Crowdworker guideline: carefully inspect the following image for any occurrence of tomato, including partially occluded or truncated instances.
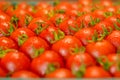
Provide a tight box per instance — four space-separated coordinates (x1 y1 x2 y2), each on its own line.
0 67 7 77
11 70 39 78
10 28 35 46
31 51 64 76
45 68 75 78
78 0 92 6
100 0 113 7
59 18 79 35
74 28 95 46
39 25 65 44
86 40 116 58
28 17 53 35
106 30 120 49
84 66 111 78
1 51 30 73
66 52 95 77
20 37 49 58
0 37 18 49
50 14 68 27
52 36 82 60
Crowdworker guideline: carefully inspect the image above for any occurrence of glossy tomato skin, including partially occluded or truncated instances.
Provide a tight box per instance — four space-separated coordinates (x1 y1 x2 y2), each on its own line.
74 28 95 46
10 28 36 46
84 66 111 78
52 36 82 60
11 70 39 78
0 11 10 22
20 37 49 59
106 30 120 49
0 67 7 77
86 40 116 58
1 51 30 73
31 51 64 77
0 37 18 49
45 68 75 78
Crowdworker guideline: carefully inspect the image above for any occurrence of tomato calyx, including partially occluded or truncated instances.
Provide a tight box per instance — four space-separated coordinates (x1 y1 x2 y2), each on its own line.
46 64 57 74
1 23 15 36
55 18 63 25
56 9 65 14
77 12 86 17
114 23 120 30
71 46 86 53
116 54 120 71
97 56 113 71
72 64 86 78
32 48 45 58
89 17 100 27
34 22 49 35
10 15 19 27
50 30 65 44
25 15 33 26
103 12 113 18
47 10 55 19
69 25 80 33
0 48 16 58
18 34 28 46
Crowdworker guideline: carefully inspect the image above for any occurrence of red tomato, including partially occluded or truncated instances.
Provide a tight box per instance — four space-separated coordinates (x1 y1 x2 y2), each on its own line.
74 28 95 46
31 51 64 76
86 40 116 58
52 36 82 60
11 70 39 78
66 52 95 77
84 66 111 78
45 68 75 78
1 51 30 73
78 0 92 6
10 28 35 46
20 37 49 58
0 37 18 49
106 30 120 49
0 11 10 22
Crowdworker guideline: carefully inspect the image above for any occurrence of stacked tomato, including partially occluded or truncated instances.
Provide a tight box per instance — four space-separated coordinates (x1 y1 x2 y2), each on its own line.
0 0 120 78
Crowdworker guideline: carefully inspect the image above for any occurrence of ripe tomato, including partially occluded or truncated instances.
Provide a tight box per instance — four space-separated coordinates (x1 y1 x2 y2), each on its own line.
31 51 64 76
28 17 53 35
78 0 92 6
20 37 49 58
52 36 82 60
45 68 75 78
0 37 18 49
86 40 116 58
66 52 95 77
10 28 35 46
11 70 39 78
106 30 120 49
74 28 95 46
84 66 111 78
1 51 30 73
0 11 10 22
59 18 79 35
39 25 65 44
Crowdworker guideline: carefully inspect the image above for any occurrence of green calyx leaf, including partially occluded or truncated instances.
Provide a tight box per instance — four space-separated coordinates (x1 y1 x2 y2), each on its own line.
35 22 48 35
97 56 113 71
0 48 13 58
56 9 65 14
117 18 120 24
73 64 86 78
55 18 63 25
104 12 113 18
18 34 28 46
77 12 86 17
114 23 120 30
71 46 86 53
89 16 100 26
25 15 33 26
10 15 19 27
46 64 56 74
53 0 60 6
50 30 65 44
69 25 80 32
33 48 45 58
47 10 55 19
